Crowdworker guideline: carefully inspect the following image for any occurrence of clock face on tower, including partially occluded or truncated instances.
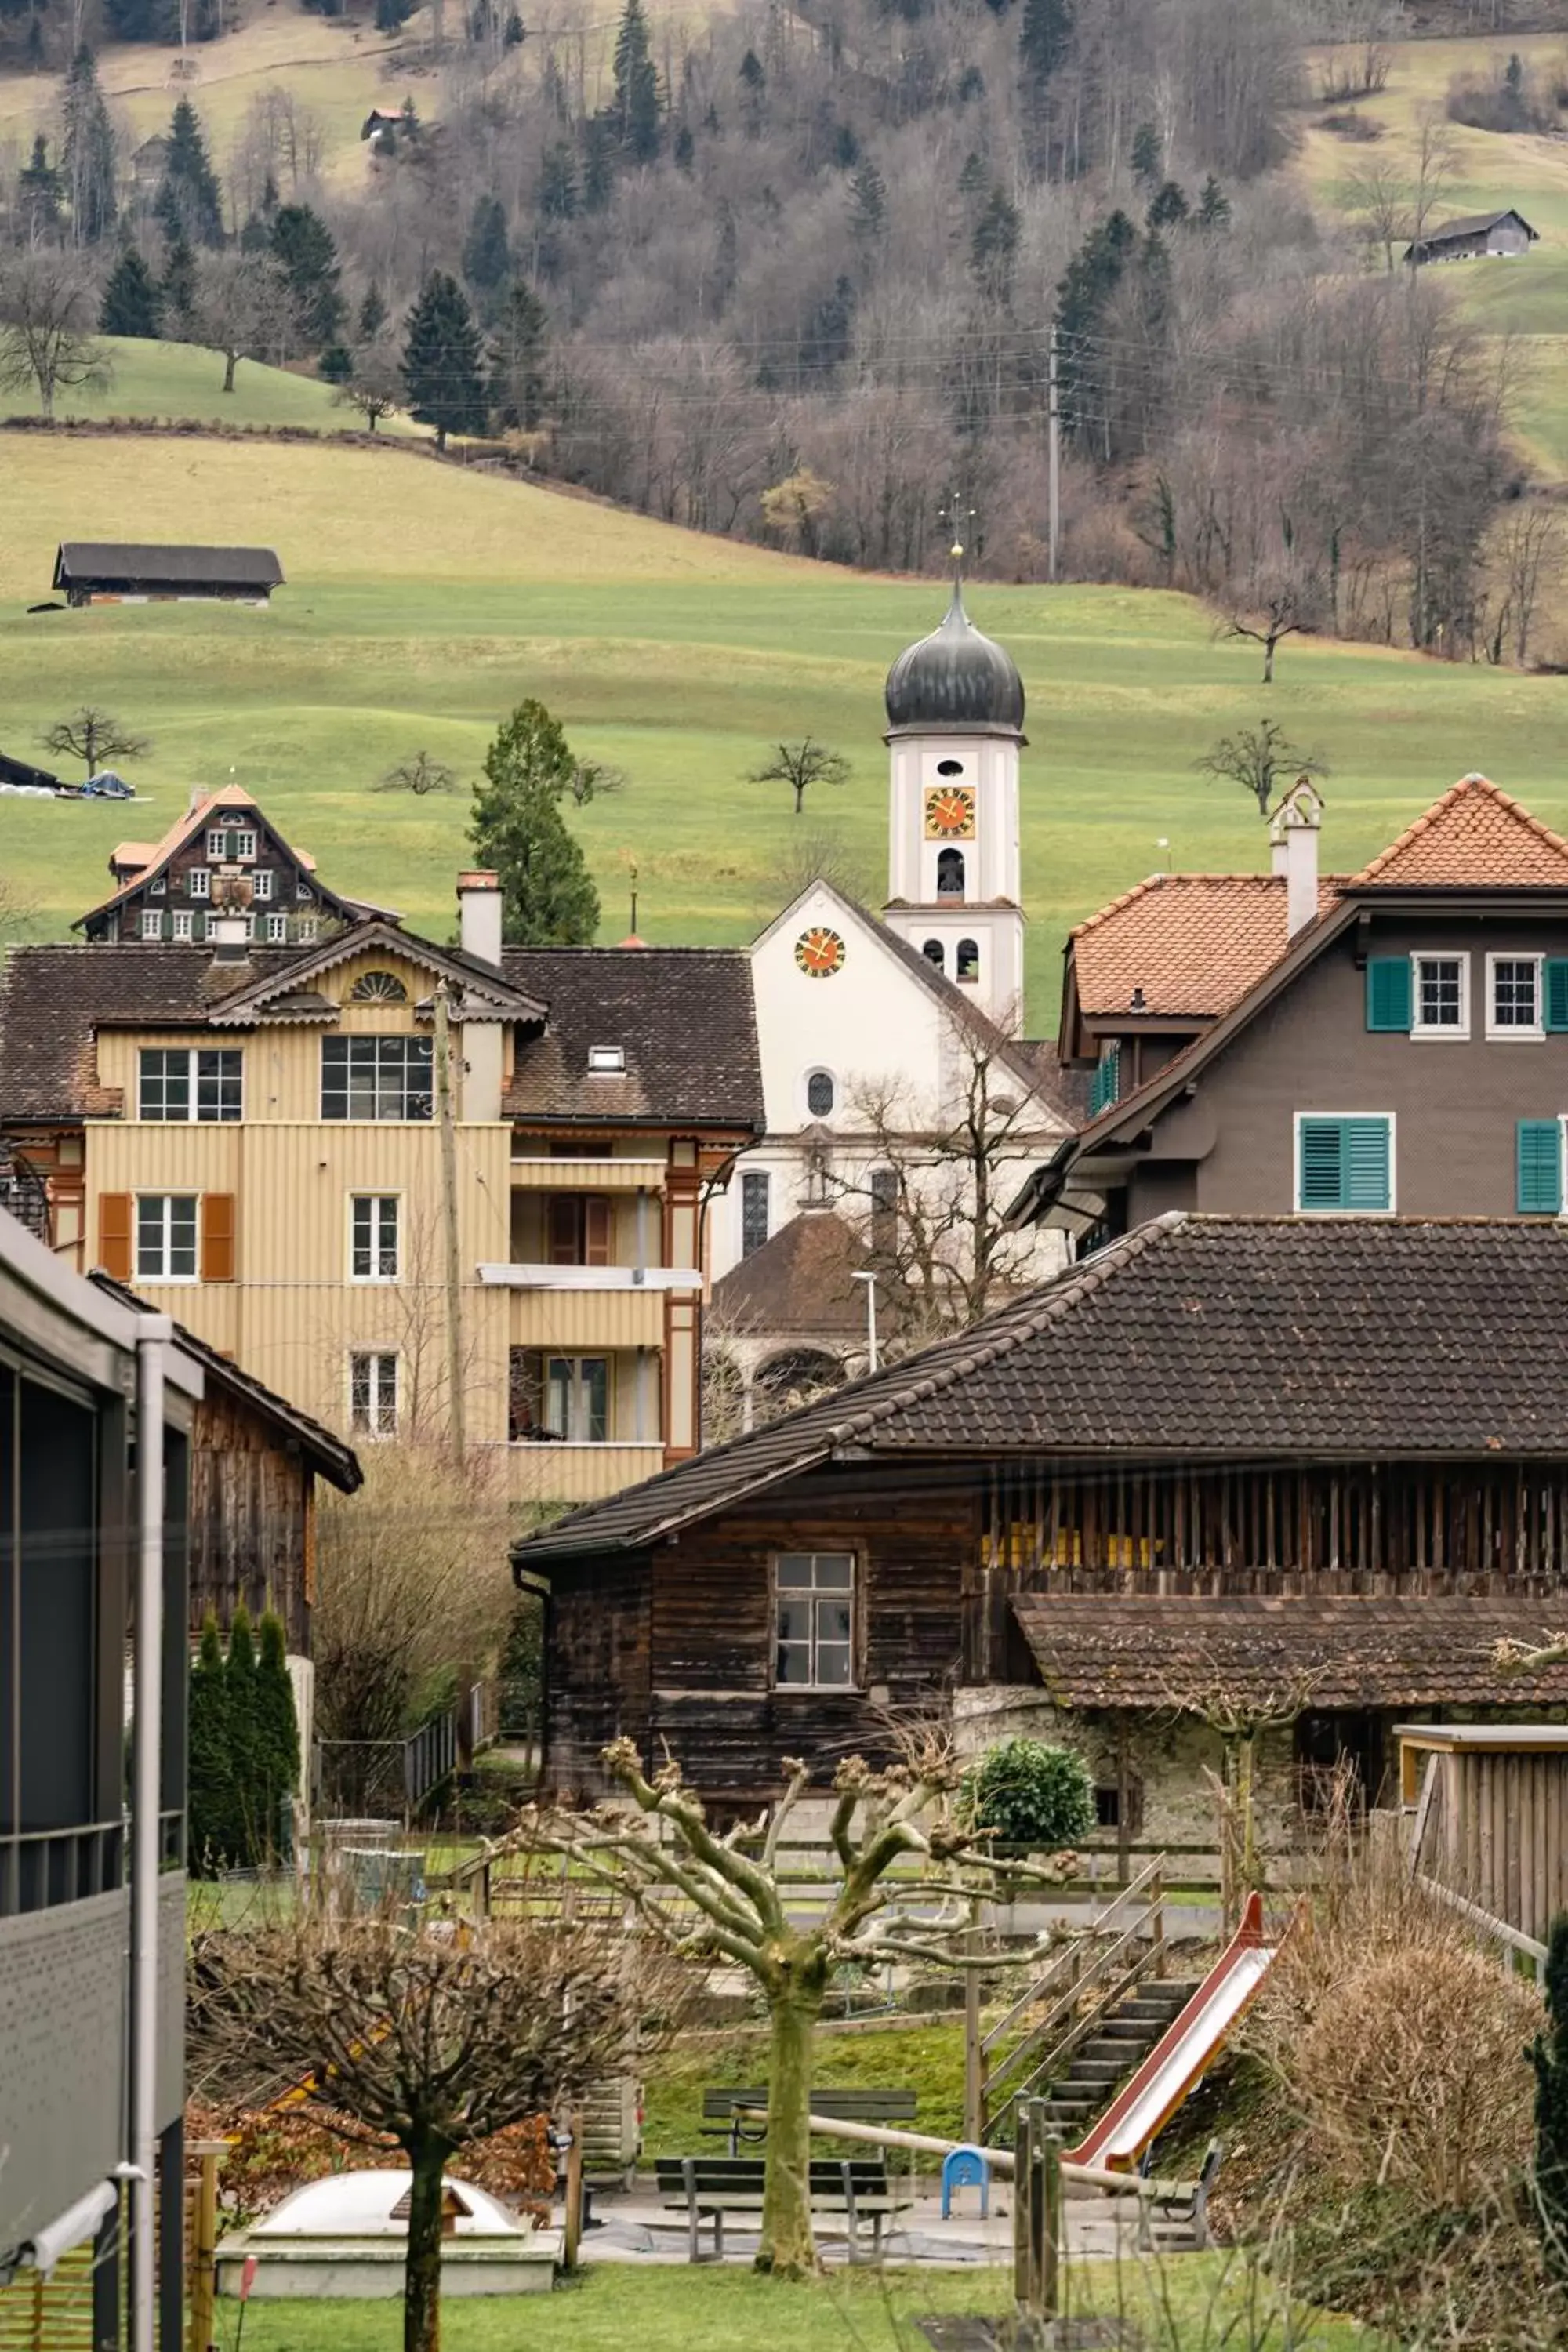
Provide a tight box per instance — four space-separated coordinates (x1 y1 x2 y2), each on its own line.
924 786 976 840
795 925 847 979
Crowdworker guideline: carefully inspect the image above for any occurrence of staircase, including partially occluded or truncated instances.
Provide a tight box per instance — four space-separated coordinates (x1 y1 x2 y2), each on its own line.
1033 1973 1200 2139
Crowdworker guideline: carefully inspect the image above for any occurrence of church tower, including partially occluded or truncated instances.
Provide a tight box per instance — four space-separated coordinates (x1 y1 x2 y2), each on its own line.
880 558 1026 1028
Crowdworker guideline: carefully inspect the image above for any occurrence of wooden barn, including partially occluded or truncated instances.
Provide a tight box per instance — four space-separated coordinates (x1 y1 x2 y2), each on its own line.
516 1215 1568 1827
93 1273 361 1650
52 542 285 607
1406 207 1537 264
1402 1722 1568 1951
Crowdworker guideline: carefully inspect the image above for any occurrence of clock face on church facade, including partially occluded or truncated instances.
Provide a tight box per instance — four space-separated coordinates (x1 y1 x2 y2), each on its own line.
795 925 847 978
924 786 976 840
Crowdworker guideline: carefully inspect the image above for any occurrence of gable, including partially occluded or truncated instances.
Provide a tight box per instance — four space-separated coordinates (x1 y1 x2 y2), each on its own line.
750 884 952 1129
1351 775 1568 890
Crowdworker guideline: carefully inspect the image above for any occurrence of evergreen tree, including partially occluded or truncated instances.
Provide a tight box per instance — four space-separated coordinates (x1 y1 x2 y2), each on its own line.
61 47 117 245
673 122 695 172
611 0 662 162
223 1603 263 1865
1197 175 1231 230
400 271 488 448
270 202 344 349
462 194 512 316
100 247 163 338
738 47 765 134
971 185 1021 305
318 342 354 383
187 1613 232 1874
957 150 986 198
162 233 197 336
1019 0 1073 92
1534 1913 1568 2278
539 143 579 220
849 159 885 241
1147 180 1189 230
358 281 388 340
582 117 615 211
488 275 548 428
154 98 223 250
255 1610 300 1859
1055 209 1136 437
17 136 62 234
470 701 600 946
1131 120 1161 186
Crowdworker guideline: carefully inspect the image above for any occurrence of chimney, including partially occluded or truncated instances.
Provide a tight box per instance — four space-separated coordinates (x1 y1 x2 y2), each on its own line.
1279 779 1324 939
457 870 503 967
1269 816 1290 877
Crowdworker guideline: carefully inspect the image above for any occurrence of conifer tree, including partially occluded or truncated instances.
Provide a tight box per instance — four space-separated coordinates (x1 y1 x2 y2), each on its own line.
256 1610 300 1857
611 0 662 162
17 136 62 234
358 281 388 341
488 276 548 429
539 143 579 220
400 271 488 448
270 203 344 350
462 195 511 314
162 233 197 337
100 248 163 339
223 1602 263 1864
155 99 223 250
188 1613 232 1874
470 701 600 946
1019 0 1073 91
61 48 117 245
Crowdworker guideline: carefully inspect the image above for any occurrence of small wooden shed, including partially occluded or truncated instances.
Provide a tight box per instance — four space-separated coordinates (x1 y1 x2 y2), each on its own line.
1399 1721 1568 1947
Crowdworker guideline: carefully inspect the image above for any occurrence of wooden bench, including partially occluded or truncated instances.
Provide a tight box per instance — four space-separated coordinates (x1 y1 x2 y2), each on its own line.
654 2154 907 2263
1136 2139 1224 2251
699 2085 918 2157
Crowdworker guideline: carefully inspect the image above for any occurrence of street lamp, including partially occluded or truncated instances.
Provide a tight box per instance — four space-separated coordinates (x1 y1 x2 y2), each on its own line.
851 1269 879 1375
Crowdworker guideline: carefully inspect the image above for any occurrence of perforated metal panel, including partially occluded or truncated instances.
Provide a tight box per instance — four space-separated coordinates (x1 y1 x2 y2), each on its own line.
0 1893 127 2254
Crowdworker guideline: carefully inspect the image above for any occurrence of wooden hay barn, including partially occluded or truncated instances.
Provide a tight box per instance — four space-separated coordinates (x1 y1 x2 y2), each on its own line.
52 543 285 608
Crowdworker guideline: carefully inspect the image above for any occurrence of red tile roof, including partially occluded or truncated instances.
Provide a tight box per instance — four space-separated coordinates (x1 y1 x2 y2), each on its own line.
1069 873 1342 1020
1350 773 1568 888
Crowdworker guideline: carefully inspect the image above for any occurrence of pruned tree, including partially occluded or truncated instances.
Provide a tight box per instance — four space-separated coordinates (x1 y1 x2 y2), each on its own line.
1165 1661 1328 1932
0 251 110 421
747 737 851 817
519 1733 1076 2276
376 750 456 796
1194 720 1328 820
189 1909 679 2352
41 705 150 777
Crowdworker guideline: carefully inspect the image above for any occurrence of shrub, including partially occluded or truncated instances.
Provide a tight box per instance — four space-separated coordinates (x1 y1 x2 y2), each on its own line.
188 1612 233 1874
964 1737 1095 1849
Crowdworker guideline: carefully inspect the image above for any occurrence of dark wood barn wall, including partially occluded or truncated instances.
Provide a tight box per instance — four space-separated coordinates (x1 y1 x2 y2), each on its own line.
187 1386 314 1651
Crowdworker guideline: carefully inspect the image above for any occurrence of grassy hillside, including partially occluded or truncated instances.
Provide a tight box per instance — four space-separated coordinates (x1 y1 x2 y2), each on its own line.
1302 33 1568 474
1 334 424 431
7 431 1568 1009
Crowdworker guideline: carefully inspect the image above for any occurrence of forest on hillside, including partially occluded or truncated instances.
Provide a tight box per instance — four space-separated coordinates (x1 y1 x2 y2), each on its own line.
2 0 1567 658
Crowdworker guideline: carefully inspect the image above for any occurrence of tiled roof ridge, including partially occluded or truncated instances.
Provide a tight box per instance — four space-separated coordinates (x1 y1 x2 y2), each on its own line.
1351 773 1568 886
1069 870 1299 945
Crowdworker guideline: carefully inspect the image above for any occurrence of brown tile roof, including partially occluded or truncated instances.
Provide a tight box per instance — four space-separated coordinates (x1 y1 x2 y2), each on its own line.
713 1211 868 1337
1350 774 1568 889
1012 1595 1568 1710
1069 873 1344 1021
503 947 764 1131
515 1214 1568 1562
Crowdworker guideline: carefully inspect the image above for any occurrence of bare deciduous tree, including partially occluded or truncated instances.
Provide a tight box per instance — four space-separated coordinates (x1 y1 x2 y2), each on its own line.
0 249 110 420
190 1910 676 2352
333 334 404 432
1195 721 1328 819
1223 577 1315 684
191 249 293 392
42 706 151 777
746 737 851 817
567 757 626 804
1488 504 1562 670
376 750 456 796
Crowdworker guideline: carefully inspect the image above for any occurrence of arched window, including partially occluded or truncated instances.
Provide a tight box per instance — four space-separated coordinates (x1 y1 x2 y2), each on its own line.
936 757 965 778
937 848 965 898
805 1069 836 1118
956 938 980 984
922 938 945 971
350 971 408 1004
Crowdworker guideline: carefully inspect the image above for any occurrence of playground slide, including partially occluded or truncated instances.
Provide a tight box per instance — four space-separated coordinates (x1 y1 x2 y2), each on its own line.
1062 1892 1283 2173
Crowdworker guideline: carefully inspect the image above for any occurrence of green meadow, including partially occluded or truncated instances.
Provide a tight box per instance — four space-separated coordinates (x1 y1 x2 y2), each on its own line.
0 334 424 432
4 430 1568 1005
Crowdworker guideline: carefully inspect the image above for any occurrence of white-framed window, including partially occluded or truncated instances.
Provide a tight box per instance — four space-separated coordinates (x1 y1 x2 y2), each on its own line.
1413 953 1468 1038
296 879 314 903
774 1552 854 1689
297 918 318 942
136 1194 198 1280
350 1193 401 1281
543 1356 608 1442
350 1351 399 1437
805 1069 836 1118
321 1036 434 1121
140 1047 242 1122
150 874 165 897
141 909 163 941
266 913 288 942
232 828 256 862
205 829 226 860
252 869 274 902
188 868 211 901
1488 953 1544 1040
172 909 194 941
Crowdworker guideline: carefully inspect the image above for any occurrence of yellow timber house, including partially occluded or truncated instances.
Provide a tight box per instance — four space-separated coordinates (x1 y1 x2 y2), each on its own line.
0 796 764 1504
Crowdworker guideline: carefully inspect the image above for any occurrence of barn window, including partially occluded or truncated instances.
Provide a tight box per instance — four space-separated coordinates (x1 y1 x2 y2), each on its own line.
937 848 965 898
774 1552 854 1689
956 938 980 984
922 939 945 971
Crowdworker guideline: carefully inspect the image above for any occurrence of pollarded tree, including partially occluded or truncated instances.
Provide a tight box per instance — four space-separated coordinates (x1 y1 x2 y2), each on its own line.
155 98 224 249
522 1736 1076 2277
401 272 488 449
100 248 163 339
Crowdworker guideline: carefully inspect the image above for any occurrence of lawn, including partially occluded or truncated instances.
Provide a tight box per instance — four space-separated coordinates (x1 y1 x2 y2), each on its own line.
2 335 425 432
8 431 1568 1002
641 2014 971 2158
226 2252 1376 2351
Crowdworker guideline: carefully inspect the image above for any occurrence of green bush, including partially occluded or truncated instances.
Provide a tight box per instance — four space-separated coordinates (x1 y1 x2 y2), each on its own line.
256 1609 302 1856
964 1737 1096 1849
187 1606 300 1871
187 1612 233 1874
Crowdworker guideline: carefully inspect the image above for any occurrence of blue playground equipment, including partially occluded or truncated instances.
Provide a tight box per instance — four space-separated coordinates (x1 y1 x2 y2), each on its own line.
940 2143 990 2220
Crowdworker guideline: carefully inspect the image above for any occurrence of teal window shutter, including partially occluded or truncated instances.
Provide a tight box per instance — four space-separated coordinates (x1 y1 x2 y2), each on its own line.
1341 1117 1392 1210
1298 1119 1347 1209
1090 1044 1121 1117
1366 957 1412 1033
1546 961 1568 1033
1517 1120 1563 1214
1299 1116 1392 1211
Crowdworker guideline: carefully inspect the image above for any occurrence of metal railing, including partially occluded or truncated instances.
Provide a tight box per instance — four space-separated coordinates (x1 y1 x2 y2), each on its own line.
315 1708 459 1825
0 1819 125 1918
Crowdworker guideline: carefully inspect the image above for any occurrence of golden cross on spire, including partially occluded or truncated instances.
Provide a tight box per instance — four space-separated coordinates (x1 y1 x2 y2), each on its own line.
938 491 975 593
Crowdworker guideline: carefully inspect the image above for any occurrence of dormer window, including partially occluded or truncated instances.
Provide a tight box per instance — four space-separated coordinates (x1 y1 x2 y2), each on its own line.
350 971 408 1004
587 1046 625 1073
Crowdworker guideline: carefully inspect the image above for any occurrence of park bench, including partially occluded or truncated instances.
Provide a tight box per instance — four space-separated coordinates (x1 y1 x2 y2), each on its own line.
654 2154 908 2263
1135 2138 1224 2251
700 2084 918 2155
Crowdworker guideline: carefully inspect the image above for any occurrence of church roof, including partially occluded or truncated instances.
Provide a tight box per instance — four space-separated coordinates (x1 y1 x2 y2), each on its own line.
884 586 1025 735
713 1210 868 1337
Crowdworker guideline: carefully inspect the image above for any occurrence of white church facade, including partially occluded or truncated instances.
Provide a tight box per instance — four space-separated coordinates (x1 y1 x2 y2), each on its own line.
709 580 1077 1405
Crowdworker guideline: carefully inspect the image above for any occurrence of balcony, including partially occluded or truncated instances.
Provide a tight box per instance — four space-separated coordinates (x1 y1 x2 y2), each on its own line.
509 1155 667 1192
481 1263 701 1351
507 1441 666 1505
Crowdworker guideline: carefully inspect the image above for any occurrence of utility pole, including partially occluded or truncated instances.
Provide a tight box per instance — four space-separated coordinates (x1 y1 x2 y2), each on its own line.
433 982 465 1465
1047 321 1060 586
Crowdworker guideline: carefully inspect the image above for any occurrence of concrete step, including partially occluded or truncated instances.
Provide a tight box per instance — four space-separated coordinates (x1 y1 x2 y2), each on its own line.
1060 2059 1126 2085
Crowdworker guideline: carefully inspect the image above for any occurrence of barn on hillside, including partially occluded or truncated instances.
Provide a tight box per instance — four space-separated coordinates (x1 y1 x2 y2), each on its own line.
52 543 285 607
1406 208 1537 264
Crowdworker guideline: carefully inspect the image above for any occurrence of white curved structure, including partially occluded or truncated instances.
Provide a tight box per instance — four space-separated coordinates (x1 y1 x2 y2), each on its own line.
216 2166 561 2299
252 2169 526 2238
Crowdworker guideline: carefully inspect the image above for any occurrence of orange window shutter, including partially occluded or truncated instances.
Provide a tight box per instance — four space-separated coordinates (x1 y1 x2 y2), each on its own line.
99 1192 132 1281
201 1192 236 1283
584 1196 612 1268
